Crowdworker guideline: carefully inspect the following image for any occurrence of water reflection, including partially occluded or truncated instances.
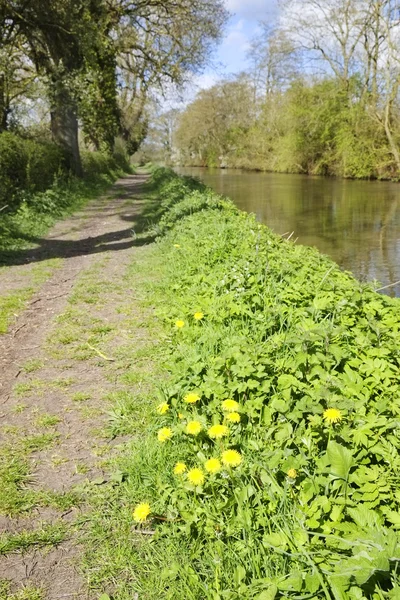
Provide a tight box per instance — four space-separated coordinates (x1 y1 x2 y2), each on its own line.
175 167 400 297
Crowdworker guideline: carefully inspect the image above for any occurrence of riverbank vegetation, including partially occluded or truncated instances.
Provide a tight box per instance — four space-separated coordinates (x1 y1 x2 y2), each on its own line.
161 1 400 179
84 168 400 598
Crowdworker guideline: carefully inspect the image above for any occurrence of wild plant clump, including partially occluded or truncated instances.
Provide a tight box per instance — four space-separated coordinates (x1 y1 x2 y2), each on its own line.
133 169 400 599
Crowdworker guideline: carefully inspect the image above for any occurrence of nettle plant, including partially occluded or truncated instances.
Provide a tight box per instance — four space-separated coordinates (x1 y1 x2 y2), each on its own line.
135 170 400 599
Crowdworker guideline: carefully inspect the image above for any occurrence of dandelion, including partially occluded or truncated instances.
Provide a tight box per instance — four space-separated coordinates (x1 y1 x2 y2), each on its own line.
194 312 204 320
221 449 242 467
222 399 239 413
156 402 169 415
227 412 241 423
174 462 187 475
186 420 202 435
133 503 151 522
205 458 221 474
208 424 229 439
287 468 297 479
187 468 205 486
173 244 181 248
178 413 184 420
323 408 342 424
157 427 173 442
184 392 200 404
175 320 185 328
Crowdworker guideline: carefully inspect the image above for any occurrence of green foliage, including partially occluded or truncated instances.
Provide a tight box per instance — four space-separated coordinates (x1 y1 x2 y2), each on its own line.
0 132 65 208
122 169 400 598
175 76 397 179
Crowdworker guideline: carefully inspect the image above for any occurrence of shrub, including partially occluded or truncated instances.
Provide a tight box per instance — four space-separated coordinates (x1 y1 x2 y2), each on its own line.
0 132 65 209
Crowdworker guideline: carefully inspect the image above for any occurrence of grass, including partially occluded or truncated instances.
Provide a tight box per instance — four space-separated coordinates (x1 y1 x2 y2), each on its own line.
22 359 45 373
0 288 33 334
0 582 44 600
0 259 64 334
34 414 61 428
78 168 400 599
0 523 67 555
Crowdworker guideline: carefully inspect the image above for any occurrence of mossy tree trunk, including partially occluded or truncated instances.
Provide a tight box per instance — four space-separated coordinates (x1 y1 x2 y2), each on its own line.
50 84 83 177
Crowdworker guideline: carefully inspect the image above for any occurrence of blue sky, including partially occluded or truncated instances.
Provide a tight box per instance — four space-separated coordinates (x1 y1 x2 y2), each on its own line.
192 0 278 90
217 0 278 76
162 0 278 107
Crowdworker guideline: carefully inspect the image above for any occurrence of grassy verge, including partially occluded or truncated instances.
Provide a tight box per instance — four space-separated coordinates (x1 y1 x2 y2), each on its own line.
82 168 400 600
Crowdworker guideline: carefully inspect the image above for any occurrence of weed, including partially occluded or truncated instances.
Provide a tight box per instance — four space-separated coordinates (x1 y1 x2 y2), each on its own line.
71 392 92 402
12 403 27 414
35 414 61 428
0 581 44 600
22 359 45 373
0 288 32 334
0 523 67 555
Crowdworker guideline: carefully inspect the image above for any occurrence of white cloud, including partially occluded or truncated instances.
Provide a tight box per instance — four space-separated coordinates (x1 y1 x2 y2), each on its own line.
223 19 251 50
225 0 276 20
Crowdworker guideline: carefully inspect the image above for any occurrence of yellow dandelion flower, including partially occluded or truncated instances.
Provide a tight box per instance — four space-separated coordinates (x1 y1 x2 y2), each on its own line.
208 423 229 439
221 449 242 467
205 458 221 474
173 244 181 248
157 427 173 442
184 392 200 404
187 468 205 486
323 408 342 424
175 320 185 328
222 399 239 413
156 402 169 415
133 503 151 522
186 420 202 435
227 412 241 423
178 413 184 419
174 462 187 475
287 468 297 479
194 312 204 320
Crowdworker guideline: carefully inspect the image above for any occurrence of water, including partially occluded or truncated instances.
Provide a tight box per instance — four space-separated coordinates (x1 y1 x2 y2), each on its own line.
175 167 400 297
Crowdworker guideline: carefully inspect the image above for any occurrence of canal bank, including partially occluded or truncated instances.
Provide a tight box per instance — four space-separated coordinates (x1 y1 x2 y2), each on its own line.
175 166 400 297
84 166 400 599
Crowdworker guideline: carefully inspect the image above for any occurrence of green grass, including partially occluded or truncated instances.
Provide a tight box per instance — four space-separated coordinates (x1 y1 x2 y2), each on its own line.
0 523 67 555
79 168 400 599
0 260 64 334
0 582 44 600
0 434 80 517
34 414 61 428
22 359 45 373
0 288 33 333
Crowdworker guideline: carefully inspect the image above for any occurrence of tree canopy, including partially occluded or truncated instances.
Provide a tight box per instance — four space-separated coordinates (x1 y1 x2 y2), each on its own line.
0 0 227 173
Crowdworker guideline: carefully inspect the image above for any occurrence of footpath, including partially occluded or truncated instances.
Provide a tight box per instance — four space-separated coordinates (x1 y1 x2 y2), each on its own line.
0 173 154 599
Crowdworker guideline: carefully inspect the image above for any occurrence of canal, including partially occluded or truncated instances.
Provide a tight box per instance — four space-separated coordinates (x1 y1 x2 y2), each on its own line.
175 167 400 297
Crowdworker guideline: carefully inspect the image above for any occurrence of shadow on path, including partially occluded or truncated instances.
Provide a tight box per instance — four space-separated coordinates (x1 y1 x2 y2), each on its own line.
0 174 156 266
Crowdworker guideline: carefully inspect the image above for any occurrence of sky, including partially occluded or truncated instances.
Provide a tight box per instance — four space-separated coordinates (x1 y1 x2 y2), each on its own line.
220 0 277 72
161 0 278 109
194 0 278 90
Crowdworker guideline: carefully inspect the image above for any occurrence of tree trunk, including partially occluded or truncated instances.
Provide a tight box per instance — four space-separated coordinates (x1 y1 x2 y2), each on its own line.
0 74 8 132
384 98 400 174
50 86 83 177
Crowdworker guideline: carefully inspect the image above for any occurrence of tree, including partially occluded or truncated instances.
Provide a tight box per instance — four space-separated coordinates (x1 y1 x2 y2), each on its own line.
0 0 227 175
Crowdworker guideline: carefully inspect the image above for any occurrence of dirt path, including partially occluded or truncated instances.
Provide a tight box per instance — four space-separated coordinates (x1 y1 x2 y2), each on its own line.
0 173 153 599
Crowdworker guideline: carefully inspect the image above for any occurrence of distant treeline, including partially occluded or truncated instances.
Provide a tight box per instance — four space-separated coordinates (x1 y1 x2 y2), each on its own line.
168 0 400 180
